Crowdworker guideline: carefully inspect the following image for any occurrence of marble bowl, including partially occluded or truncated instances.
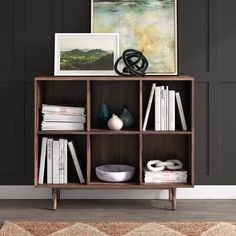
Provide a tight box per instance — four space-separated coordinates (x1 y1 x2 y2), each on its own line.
95 164 135 182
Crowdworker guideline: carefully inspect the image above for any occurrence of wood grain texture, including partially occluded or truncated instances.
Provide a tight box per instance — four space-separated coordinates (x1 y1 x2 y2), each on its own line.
34 76 194 211
35 76 193 81
0 200 236 222
52 188 57 210
171 188 177 210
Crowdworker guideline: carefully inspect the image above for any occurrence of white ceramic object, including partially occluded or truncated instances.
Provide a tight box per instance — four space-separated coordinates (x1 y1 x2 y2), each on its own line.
95 164 135 182
107 114 123 130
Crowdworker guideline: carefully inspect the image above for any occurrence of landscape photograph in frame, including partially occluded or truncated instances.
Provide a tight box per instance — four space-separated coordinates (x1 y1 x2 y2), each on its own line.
92 0 177 75
54 33 119 76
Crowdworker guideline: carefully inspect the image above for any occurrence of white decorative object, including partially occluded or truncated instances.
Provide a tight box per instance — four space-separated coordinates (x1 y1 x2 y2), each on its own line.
95 164 135 182
107 114 123 130
166 159 183 170
146 159 183 172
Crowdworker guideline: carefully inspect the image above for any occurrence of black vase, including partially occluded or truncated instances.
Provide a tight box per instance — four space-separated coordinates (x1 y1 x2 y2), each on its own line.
98 103 111 128
120 106 134 128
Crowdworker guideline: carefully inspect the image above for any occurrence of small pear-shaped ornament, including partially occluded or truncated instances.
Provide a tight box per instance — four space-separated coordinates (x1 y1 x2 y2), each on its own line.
107 114 123 130
98 103 111 128
120 106 134 128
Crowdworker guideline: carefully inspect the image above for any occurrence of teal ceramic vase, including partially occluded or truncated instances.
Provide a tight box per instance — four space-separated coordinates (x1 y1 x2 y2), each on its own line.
98 103 111 128
120 106 134 128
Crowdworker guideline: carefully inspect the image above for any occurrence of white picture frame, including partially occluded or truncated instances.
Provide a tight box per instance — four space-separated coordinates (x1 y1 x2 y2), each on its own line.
54 33 119 76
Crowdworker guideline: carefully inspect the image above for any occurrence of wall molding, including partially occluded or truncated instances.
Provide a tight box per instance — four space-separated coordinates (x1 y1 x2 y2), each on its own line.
0 186 235 199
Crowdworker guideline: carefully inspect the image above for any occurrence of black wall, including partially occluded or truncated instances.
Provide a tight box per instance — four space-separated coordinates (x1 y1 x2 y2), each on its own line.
0 0 235 184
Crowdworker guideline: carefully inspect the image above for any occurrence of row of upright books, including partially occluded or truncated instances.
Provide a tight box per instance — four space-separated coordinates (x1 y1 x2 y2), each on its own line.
143 83 187 131
41 104 86 130
144 169 187 183
38 137 85 184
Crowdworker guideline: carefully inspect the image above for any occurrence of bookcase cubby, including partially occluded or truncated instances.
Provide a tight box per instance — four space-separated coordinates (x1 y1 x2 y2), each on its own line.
34 76 194 210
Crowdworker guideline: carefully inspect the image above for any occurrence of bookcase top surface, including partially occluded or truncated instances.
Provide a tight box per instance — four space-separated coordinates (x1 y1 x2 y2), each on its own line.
35 75 194 81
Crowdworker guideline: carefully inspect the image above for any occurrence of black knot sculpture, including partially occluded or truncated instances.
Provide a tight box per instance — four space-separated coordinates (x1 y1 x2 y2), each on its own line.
114 49 149 77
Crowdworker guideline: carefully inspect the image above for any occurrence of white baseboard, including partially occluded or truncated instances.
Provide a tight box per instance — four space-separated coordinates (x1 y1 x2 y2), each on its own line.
0 186 236 199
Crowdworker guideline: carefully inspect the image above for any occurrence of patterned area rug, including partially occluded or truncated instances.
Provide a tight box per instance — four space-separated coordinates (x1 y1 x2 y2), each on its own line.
0 221 236 236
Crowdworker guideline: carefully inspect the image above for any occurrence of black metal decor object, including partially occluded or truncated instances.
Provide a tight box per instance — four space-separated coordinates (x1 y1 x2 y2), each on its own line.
114 49 149 77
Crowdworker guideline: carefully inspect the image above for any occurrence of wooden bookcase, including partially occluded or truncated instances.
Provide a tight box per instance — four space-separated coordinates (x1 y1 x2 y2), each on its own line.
34 76 194 210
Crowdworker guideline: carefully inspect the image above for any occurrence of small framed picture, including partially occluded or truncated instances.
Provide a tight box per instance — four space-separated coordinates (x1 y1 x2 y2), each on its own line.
54 33 119 76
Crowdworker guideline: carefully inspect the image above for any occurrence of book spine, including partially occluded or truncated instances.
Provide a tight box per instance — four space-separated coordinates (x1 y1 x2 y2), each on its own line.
143 83 156 131
52 140 59 184
144 180 187 183
59 139 64 184
68 142 85 184
160 86 165 131
47 139 53 184
169 90 175 131
166 86 169 130
38 137 47 184
155 87 161 131
64 139 68 184
176 92 187 131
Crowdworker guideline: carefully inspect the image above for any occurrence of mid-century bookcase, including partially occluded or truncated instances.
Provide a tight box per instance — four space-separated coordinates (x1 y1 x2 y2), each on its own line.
34 76 194 210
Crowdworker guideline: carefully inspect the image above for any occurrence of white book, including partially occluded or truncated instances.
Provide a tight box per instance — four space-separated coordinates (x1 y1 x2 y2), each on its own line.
168 90 176 131
143 83 156 131
154 86 161 131
59 139 64 184
38 137 47 184
68 141 85 184
47 139 53 184
166 86 169 130
41 122 84 131
160 86 165 131
42 104 85 113
176 92 187 131
64 139 68 184
144 179 187 183
43 114 86 123
52 140 59 184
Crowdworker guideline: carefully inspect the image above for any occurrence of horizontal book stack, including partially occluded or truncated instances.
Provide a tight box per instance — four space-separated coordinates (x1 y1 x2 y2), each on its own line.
41 104 86 130
143 83 187 131
144 169 187 183
38 137 85 184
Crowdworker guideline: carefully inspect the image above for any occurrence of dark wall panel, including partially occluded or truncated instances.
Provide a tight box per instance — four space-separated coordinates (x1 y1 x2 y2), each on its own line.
217 1 236 71
178 0 209 73
195 83 209 176
0 0 235 184
219 83 236 176
62 0 91 33
0 0 14 71
24 81 34 175
24 0 54 73
0 82 24 175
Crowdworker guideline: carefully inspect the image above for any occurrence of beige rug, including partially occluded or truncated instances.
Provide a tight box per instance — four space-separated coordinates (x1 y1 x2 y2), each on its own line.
0 221 236 236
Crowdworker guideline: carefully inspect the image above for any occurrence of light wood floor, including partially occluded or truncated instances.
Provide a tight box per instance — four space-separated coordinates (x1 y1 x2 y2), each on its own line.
0 200 235 225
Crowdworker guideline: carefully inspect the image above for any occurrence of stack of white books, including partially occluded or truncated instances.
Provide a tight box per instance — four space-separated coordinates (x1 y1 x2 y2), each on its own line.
144 169 187 183
38 137 85 184
41 104 86 130
143 83 187 131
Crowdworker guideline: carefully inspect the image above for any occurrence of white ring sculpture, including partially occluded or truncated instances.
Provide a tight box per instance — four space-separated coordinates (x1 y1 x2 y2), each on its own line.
146 159 183 172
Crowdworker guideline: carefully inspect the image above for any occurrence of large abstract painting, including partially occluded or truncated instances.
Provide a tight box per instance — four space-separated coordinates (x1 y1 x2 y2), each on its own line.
92 0 177 75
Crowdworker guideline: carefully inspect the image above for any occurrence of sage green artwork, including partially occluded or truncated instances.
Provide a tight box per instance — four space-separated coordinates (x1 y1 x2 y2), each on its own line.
92 0 177 74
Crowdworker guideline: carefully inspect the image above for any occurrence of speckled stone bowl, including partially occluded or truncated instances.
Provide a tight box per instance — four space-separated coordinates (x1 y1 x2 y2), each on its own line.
95 164 135 182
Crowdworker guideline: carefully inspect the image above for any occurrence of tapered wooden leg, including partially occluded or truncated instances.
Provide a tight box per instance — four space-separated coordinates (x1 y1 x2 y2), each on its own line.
57 189 60 201
169 189 172 201
171 188 176 210
52 188 57 210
